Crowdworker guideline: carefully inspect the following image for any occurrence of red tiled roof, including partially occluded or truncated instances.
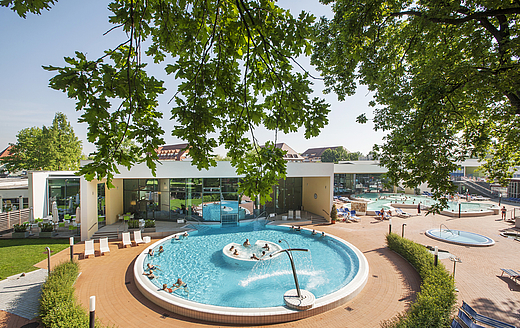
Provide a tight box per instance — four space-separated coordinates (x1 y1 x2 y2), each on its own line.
0 145 13 159
155 143 190 161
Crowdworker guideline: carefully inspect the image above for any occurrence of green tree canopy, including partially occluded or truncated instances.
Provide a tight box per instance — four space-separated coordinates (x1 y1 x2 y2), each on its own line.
321 146 349 163
1 0 329 201
2 112 82 172
312 0 520 208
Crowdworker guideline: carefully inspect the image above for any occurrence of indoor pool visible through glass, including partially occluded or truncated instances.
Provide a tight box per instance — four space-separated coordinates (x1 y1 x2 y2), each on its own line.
201 200 247 221
143 224 360 308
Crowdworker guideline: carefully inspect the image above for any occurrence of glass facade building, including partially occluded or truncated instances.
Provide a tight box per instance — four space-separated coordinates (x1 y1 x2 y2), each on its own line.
121 177 303 222
333 173 390 196
47 178 80 220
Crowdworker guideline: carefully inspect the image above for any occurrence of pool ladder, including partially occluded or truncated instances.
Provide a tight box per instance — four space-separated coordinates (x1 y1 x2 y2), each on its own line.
439 223 459 237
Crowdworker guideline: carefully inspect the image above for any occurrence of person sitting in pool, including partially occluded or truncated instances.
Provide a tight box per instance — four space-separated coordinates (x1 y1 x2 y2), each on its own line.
172 278 189 295
243 239 251 247
148 249 154 257
183 232 189 238
162 283 172 293
229 245 235 252
295 226 301 232
147 263 159 271
233 249 239 256
320 232 325 237
261 250 266 257
250 253 260 260
143 270 155 279
312 229 317 235
290 225 295 230
174 234 180 240
262 243 270 251
158 246 164 253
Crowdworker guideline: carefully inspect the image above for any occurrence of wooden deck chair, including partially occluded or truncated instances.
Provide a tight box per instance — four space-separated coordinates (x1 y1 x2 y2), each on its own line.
122 232 132 248
84 240 95 258
133 230 145 246
99 237 110 255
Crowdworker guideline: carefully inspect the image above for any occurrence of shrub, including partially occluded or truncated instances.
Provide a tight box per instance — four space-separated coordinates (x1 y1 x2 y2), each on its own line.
39 261 107 328
331 204 338 220
144 219 155 228
383 233 456 328
39 222 54 232
13 222 30 232
127 220 140 229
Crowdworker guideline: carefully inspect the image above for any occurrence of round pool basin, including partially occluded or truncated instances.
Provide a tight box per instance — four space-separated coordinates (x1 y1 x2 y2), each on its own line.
425 229 495 246
134 224 369 324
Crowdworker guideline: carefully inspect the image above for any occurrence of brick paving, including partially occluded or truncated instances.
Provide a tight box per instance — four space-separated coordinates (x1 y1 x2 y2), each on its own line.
4 201 516 327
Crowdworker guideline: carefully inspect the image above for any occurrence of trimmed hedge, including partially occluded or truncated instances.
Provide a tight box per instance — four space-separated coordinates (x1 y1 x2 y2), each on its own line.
382 233 456 328
39 261 106 328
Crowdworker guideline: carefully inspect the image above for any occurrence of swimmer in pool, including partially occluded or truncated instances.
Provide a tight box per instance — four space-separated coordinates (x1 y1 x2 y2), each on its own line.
243 239 251 247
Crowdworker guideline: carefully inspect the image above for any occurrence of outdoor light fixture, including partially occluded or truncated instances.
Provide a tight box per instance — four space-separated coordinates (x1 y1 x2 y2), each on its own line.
434 246 439 266
69 237 74 261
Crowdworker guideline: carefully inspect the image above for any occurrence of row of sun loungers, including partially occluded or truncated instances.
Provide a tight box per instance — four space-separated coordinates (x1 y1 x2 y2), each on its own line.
84 231 150 258
84 237 111 258
374 208 411 220
451 301 516 328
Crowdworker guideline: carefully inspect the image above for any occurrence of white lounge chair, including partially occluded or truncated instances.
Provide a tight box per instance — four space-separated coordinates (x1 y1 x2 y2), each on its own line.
396 208 411 218
288 210 294 220
295 210 301 219
122 232 132 248
84 240 95 258
99 237 110 255
133 231 145 246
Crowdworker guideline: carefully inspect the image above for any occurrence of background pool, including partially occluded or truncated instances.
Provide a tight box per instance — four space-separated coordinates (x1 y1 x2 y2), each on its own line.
201 200 246 221
353 193 491 212
143 225 360 308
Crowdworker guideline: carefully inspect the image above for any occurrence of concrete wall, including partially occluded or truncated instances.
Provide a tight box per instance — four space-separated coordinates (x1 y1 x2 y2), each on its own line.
302 177 333 220
80 177 99 240
105 179 123 225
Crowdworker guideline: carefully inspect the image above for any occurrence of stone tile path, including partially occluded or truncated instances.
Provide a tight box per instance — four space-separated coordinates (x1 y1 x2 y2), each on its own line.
0 269 47 320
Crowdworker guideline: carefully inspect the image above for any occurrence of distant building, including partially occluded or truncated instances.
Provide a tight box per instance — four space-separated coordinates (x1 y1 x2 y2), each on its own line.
0 145 13 159
301 146 348 162
267 143 304 162
155 143 191 161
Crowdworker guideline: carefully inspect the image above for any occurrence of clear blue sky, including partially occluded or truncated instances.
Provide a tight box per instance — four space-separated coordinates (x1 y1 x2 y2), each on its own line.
0 0 385 156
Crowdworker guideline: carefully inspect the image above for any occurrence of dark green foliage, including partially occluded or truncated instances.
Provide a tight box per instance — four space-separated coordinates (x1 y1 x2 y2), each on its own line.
38 222 54 232
127 220 140 229
13 222 30 232
39 261 108 328
384 233 456 328
313 1 520 203
1 112 82 173
330 204 338 220
144 219 155 228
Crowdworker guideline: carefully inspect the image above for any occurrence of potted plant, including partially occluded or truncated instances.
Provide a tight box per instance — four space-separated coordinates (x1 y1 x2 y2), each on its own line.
331 204 338 224
38 222 54 238
143 219 156 233
127 219 140 232
12 222 30 238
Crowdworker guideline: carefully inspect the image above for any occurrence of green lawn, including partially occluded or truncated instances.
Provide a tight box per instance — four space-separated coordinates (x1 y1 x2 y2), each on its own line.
0 239 70 280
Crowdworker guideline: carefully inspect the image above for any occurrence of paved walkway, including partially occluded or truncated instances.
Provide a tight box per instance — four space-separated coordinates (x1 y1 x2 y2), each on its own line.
0 269 47 322
2 200 518 327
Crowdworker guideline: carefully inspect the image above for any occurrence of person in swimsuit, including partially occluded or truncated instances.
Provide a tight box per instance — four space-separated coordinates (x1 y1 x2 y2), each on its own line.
262 243 270 251
229 245 235 252
158 246 164 253
312 229 317 235
172 278 189 295
243 239 251 247
147 263 159 271
143 270 155 279
162 283 172 293
233 249 239 256
250 253 260 260
148 249 154 257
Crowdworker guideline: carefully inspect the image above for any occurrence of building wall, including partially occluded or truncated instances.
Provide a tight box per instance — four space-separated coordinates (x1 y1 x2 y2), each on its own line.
80 178 99 240
302 177 332 221
105 179 123 225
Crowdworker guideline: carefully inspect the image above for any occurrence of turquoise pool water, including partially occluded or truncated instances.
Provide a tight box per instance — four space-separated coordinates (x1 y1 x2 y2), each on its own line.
201 200 246 221
354 193 491 212
425 229 495 246
143 224 360 308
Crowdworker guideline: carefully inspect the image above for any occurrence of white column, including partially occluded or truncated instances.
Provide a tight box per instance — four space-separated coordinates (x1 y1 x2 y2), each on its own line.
0 195 3 213
19 195 24 210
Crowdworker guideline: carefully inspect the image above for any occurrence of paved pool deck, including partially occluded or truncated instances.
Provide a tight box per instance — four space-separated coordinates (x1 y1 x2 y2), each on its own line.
2 201 519 327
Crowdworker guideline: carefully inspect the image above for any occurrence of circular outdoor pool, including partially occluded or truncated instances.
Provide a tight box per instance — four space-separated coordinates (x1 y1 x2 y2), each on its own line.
134 223 369 324
425 229 495 246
